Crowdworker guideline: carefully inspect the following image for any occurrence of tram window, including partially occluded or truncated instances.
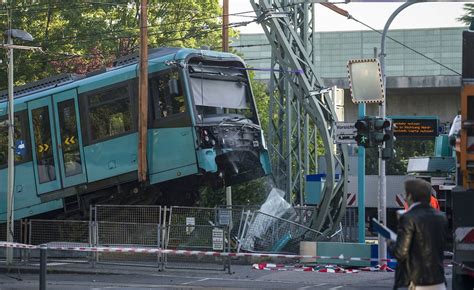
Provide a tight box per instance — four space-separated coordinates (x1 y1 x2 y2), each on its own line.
58 99 82 177
32 107 56 183
0 112 30 168
149 70 186 119
88 84 132 141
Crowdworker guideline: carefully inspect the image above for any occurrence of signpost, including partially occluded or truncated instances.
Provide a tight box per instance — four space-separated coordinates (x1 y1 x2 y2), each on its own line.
347 58 386 244
334 122 357 144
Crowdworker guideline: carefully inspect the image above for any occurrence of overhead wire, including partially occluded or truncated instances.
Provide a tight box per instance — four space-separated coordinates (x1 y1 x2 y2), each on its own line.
4 18 259 68
19 11 257 46
319 2 461 75
349 17 461 76
0 1 257 19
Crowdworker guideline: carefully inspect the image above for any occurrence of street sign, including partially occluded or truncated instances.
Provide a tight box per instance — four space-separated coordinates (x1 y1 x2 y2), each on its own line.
390 117 439 139
335 122 357 144
212 228 224 251
347 59 385 104
186 217 195 235
217 208 231 226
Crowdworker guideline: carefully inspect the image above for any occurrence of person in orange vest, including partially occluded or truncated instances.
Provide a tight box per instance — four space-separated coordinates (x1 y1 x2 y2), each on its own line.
404 188 440 211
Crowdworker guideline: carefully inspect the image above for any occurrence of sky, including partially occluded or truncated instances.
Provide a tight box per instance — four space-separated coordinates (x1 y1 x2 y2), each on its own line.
225 1 469 33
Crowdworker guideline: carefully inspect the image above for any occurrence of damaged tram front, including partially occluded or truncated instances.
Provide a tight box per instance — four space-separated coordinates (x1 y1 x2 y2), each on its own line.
184 53 271 187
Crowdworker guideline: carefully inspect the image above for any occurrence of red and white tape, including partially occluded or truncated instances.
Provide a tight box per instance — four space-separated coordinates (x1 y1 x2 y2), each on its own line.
252 263 361 273
0 241 397 263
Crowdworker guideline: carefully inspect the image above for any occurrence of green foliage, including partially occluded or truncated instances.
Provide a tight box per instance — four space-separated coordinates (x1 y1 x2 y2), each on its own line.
0 0 231 89
196 176 271 208
248 75 269 135
365 139 435 175
458 4 474 26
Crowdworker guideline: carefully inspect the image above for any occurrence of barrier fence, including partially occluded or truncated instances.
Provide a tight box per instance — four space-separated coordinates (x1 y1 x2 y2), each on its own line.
1 204 361 271
92 205 163 268
0 241 399 263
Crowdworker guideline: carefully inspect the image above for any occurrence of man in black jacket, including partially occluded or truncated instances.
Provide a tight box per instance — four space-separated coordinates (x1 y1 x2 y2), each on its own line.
388 179 448 290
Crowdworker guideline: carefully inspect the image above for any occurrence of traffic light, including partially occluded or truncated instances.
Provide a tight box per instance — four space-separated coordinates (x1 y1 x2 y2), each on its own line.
382 121 396 160
354 117 372 147
372 117 390 146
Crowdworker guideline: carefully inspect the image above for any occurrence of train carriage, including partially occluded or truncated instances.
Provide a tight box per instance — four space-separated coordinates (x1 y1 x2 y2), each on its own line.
0 47 271 219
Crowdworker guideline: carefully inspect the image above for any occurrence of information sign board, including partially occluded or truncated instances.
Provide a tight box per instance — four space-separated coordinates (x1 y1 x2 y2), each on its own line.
391 117 439 138
335 122 357 144
212 228 224 251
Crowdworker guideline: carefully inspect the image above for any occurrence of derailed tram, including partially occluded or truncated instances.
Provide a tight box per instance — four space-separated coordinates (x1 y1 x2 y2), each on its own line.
0 47 271 219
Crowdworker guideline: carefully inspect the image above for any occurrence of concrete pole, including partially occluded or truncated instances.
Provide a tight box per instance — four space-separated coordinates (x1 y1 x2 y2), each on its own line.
378 0 417 265
6 32 15 266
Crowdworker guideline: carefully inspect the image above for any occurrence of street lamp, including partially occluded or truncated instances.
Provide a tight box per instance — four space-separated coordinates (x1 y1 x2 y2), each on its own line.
4 28 34 266
377 1 418 266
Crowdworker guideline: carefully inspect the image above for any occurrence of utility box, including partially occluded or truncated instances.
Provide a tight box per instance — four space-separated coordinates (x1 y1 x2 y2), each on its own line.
435 135 452 157
305 174 326 205
305 174 341 205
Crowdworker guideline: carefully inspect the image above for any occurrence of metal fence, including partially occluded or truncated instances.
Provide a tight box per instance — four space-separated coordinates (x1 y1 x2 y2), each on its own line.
2 204 358 270
239 210 326 254
28 219 91 261
92 205 163 268
0 221 26 261
94 205 162 224
164 224 230 272
168 206 251 251
165 206 233 271
341 208 358 242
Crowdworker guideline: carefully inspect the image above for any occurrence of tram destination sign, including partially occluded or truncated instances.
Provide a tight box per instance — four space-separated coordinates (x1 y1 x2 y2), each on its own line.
391 117 439 139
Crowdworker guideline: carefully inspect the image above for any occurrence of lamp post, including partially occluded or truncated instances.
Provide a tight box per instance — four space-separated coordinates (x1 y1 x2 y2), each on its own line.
3 28 35 266
378 1 418 265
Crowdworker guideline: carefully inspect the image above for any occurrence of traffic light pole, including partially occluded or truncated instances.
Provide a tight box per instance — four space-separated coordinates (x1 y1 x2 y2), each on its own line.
358 104 366 243
378 0 417 265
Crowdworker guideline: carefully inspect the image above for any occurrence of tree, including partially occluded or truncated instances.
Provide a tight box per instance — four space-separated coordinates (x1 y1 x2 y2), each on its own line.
458 4 474 25
364 139 435 175
0 0 230 89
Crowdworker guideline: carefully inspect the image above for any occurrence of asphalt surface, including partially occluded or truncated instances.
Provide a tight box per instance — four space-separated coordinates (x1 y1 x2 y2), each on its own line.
0 261 454 290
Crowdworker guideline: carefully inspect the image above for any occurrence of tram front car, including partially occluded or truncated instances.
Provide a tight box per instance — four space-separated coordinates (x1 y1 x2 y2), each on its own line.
179 51 270 188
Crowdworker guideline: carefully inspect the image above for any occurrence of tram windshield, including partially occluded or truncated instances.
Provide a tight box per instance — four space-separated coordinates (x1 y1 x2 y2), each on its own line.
188 63 257 123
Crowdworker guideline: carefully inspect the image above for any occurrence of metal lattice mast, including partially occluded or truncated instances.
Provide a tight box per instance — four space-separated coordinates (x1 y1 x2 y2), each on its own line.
251 0 347 235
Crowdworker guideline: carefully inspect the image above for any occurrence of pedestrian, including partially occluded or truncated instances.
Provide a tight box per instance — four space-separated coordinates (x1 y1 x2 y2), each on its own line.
403 184 440 211
429 188 440 211
388 179 448 290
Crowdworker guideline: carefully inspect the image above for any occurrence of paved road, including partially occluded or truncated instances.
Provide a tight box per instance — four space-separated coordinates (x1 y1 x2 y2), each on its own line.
0 263 453 290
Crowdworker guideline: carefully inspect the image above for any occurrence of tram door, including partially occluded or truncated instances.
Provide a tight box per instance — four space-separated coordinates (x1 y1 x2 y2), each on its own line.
29 97 61 194
52 90 86 188
29 90 86 195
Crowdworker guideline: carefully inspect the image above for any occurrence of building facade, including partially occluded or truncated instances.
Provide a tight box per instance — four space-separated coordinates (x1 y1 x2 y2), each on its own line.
232 27 464 123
